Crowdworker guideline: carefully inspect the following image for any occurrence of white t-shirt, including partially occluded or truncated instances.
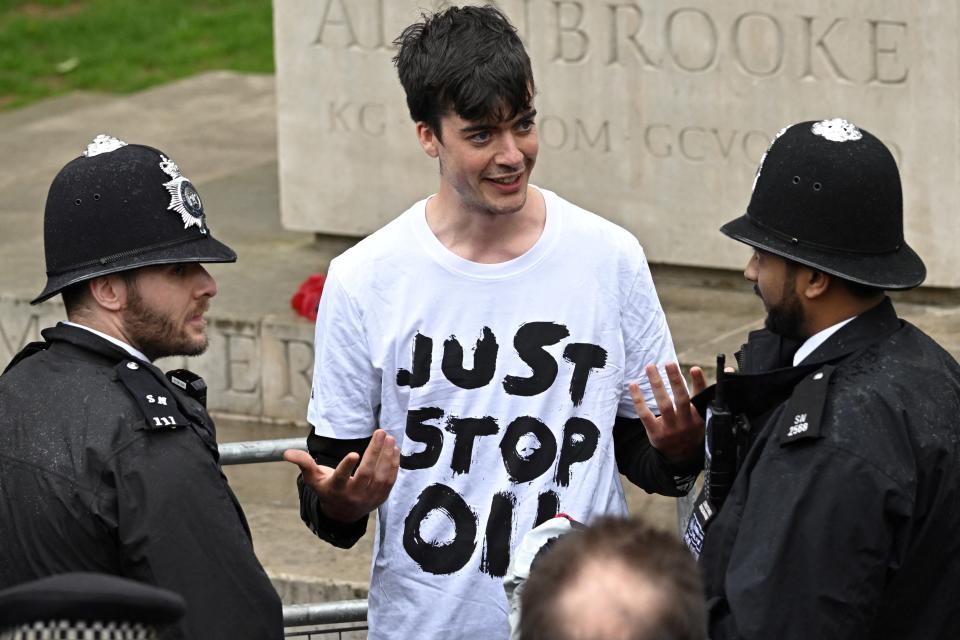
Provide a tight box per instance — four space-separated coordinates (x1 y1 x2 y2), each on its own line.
308 188 677 639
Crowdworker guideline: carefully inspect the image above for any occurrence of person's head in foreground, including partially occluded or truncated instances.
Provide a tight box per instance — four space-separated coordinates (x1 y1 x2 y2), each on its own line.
519 516 707 640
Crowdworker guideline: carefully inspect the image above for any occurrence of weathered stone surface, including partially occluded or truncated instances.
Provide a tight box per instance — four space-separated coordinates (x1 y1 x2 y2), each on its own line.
274 0 959 286
0 298 65 365
262 316 316 423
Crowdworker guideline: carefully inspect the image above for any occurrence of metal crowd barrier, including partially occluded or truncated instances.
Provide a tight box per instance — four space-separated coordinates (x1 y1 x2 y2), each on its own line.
219 437 693 637
218 438 369 638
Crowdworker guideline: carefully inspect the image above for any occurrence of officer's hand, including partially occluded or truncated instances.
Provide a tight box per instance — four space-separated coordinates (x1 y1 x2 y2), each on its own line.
630 362 706 462
283 429 400 523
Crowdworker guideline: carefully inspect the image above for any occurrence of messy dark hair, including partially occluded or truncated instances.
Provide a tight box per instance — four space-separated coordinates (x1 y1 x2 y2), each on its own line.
392 4 535 140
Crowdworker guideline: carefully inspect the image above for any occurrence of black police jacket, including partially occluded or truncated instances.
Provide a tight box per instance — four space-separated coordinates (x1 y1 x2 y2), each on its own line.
698 298 960 639
0 324 282 640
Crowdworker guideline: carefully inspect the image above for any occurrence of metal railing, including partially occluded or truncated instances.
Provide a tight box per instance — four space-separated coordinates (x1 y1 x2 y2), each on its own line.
219 438 368 638
219 437 694 637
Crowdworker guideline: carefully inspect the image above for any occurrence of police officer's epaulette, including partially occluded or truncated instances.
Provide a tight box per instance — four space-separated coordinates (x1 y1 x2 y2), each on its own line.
116 359 191 431
777 364 836 446
2 341 49 375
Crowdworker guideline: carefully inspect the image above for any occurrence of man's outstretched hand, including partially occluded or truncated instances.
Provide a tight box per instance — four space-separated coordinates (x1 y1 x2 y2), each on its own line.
284 429 400 523
630 362 706 462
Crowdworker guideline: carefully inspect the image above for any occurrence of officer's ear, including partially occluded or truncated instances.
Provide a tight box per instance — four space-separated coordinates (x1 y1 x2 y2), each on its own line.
798 267 831 301
88 273 130 312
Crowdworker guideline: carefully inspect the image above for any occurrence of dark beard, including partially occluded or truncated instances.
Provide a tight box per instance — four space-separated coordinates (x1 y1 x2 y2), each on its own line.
758 283 807 340
123 284 208 361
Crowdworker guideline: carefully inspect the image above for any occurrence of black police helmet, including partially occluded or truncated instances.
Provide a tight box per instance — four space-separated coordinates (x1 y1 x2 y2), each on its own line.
32 135 237 304
720 119 925 290
0 572 185 630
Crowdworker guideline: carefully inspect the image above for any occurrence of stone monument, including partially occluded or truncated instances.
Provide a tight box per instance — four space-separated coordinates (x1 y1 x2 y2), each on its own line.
274 0 958 286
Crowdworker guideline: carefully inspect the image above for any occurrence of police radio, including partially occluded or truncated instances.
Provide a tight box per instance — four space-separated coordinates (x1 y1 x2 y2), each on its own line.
706 354 736 510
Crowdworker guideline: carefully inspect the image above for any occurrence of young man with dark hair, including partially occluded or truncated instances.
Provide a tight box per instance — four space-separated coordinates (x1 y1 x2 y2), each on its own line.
285 6 703 638
650 119 960 638
0 136 283 639
518 516 707 640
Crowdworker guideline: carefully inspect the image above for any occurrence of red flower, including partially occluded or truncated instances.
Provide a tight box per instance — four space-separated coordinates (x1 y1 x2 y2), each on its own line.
291 273 326 322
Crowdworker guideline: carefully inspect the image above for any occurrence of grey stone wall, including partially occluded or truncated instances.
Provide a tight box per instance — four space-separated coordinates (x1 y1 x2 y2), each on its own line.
275 0 959 286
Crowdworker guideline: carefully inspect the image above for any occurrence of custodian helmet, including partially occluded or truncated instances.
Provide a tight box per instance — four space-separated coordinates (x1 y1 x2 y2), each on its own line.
720 118 925 290
32 135 236 304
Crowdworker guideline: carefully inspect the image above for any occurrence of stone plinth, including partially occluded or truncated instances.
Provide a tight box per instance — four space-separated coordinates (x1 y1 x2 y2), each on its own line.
274 0 960 287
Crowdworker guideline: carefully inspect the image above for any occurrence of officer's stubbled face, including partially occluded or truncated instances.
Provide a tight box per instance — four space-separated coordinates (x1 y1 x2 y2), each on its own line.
121 263 218 361
744 250 807 340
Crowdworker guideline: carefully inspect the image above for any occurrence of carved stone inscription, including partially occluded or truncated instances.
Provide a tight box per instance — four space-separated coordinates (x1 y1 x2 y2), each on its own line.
275 0 958 286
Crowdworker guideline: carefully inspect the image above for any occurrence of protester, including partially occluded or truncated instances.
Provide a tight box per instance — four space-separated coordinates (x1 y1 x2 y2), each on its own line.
648 119 960 638
517 515 707 640
284 5 703 638
0 135 283 639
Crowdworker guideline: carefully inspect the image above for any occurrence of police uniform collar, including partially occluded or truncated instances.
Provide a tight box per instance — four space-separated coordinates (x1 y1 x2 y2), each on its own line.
42 322 143 367
692 298 900 419
63 321 150 363
801 297 900 366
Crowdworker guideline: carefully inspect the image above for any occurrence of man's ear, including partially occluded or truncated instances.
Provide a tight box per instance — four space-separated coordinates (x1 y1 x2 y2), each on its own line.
88 274 128 312
798 267 831 301
416 122 440 158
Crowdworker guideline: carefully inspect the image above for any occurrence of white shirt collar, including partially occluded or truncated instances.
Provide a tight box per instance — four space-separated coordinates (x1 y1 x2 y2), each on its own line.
792 316 856 366
64 321 151 363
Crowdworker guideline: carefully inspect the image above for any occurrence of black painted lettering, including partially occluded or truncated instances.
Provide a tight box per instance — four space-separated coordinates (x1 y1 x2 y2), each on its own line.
445 416 499 475
403 483 477 575
554 417 600 487
503 322 569 396
535 490 561 527
400 407 445 470
442 326 498 390
480 492 515 577
397 332 433 388
500 416 558 483
562 343 607 406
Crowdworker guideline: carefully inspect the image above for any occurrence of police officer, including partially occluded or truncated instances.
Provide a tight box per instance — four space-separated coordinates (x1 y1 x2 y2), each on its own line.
641 119 960 639
0 136 283 639
0 573 185 640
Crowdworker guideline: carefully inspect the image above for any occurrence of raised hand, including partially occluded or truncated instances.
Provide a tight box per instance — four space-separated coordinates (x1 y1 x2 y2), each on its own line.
630 362 707 462
284 429 400 523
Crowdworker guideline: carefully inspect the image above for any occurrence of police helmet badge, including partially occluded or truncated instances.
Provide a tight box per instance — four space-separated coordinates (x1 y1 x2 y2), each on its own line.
811 118 863 142
83 134 128 157
159 154 208 234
